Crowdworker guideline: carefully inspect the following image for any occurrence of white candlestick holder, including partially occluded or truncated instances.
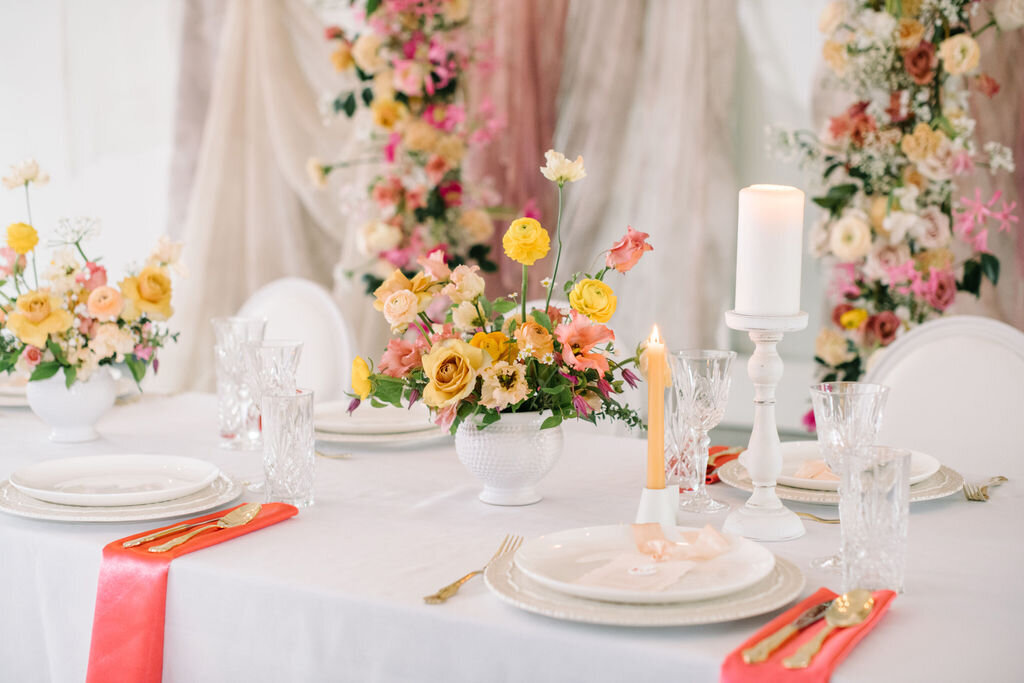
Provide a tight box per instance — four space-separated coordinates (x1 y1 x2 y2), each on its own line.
721 310 808 542
636 486 679 528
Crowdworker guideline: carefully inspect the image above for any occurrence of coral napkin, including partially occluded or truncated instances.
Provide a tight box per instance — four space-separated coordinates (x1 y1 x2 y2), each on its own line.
86 502 298 683
706 446 745 484
720 587 897 683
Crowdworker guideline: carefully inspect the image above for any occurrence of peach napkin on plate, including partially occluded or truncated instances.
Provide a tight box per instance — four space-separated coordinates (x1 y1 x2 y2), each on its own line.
792 460 840 481
720 587 896 683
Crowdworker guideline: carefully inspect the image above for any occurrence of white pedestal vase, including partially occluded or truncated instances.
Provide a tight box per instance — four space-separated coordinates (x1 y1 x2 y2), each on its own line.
25 367 117 443
455 411 563 506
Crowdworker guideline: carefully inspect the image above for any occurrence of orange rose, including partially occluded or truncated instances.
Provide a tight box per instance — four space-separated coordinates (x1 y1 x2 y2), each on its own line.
87 286 123 321
514 322 554 361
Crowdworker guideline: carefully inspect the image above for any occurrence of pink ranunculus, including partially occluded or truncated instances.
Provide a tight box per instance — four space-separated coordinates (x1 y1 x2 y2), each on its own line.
605 225 653 273
424 154 450 185
384 132 401 163
926 268 957 311
554 313 615 375
417 250 450 281
522 198 541 220
865 311 901 347
378 337 428 378
438 180 462 207
20 346 42 368
133 344 154 361
392 59 426 96
75 261 108 292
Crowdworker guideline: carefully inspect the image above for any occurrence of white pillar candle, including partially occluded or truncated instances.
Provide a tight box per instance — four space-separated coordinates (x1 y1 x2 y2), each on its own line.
734 184 805 316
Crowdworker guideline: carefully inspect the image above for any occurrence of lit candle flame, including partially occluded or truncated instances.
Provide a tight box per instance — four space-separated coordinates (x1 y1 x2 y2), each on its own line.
649 325 662 345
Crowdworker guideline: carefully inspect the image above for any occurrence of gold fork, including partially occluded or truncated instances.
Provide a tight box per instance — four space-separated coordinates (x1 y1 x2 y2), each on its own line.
423 534 523 604
797 511 840 524
964 476 1008 502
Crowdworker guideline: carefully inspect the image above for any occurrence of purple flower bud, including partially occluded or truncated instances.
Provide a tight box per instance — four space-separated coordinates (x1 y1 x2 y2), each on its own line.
597 378 613 398
621 368 639 389
572 394 591 418
347 398 361 415
559 370 579 386
408 389 420 407
152 358 160 374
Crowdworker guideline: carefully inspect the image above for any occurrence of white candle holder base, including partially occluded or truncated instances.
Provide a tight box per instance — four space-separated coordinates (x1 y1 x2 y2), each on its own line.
722 310 808 542
636 487 679 528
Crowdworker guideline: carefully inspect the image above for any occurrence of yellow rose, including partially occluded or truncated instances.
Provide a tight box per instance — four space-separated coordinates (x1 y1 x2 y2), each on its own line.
6 222 38 255
5 291 74 348
470 330 513 363
371 99 406 130
839 308 869 330
895 18 925 51
502 217 550 266
120 265 173 321
330 43 353 71
900 123 945 163
822 40 848 75
938 34 980 75
351 356 371 400
402 120 440 153
569 278 617 323
373 270 413 311
868 195 889 232
421 339 487 408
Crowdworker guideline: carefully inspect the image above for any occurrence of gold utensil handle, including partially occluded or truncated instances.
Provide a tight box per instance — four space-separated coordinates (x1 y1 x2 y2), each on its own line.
423 570 482 604
783 624 835 669
148 523 221 553
797 512 840 525
123 523 190 548
742 624 798 664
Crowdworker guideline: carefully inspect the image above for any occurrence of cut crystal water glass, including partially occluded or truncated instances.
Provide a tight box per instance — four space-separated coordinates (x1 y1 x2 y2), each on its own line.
262 388 316 508
241 339 303 491
212 316 267 450
669 350 736 514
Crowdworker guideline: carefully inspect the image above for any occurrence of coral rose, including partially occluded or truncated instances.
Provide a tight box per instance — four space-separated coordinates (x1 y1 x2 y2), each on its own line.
903 41 937 85
378 338 427 378
87 286 123 322
502 218 550 266
605 225 653 273
569 278 617 323
120 266 173 321
865 311 901 347
421 339 487 409
5 291 74 348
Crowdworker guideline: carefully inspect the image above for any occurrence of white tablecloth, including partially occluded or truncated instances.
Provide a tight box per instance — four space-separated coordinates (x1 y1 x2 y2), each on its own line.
0 394 1019 682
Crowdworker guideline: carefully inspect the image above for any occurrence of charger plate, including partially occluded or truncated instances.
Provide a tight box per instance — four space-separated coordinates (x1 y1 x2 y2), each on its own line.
717 460 963 506
0 473 242 523
776 441 940 491
484 552 803 627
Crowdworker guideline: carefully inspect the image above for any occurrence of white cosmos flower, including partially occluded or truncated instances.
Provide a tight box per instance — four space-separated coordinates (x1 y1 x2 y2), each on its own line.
2 159 49 189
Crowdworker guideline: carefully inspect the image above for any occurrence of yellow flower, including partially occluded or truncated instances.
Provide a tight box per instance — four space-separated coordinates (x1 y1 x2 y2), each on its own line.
5 291 73 348
569 278 617 323
938 34 980 75
822 40 848 76
421 339 487 409
502 217 550 266
371 99 406 130
6 223 38 255
895 18 925 50
306 158 328 188
470 330 514 363
120 265 173 321
330 43 353 71
900 123 945 163
351 356 371 400
868 195 888 233
402 119 440 153
839 308 868 330
373 270 413 311
435 135 465 165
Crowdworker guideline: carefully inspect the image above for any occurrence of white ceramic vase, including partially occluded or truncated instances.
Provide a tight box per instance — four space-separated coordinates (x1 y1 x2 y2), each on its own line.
25 367 116 443
454 411 563 506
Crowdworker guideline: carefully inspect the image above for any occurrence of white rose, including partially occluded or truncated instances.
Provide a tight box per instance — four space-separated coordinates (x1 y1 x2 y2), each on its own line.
352 33 385 75
442 264 485 302
917 138 954 181
89 323 136 361
881 210 921 245
862 242 911 281
815 328 855 367
357 220 403 256
910 206 952 248
994 0 1024 30
451 301 481 332
828 209 873 262
458 209 494 245
819 1 846 34
382 289 420 332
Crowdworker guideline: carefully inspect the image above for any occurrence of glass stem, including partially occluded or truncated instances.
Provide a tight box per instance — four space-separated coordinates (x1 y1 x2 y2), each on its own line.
693 428 711 499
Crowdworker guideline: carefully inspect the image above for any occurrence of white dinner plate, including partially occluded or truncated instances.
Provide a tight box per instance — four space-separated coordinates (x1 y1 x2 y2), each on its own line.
776 441 941 491
10 455 221 507
314 400 436 436
315 427 449 446
0 473 242 523
513 525 775 605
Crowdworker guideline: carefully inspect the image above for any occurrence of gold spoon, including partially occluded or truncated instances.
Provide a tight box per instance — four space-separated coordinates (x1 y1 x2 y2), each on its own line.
782 589 875 669
148 503 262 553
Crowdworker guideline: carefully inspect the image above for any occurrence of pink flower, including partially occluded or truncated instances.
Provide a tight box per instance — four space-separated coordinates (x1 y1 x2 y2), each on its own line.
324 25 343 40
424 154 450 185
991 200 1019 234
405 185 427 210
950 150 974 176
75 261 108 292
975 74 1000 97
865 311 900 347
77 316 96 336
417 250 450 281
429 323 460 344
605 225 653 273
384 132 401 163
926 269 957 311
554 314 615 375
424 104 465 132
133 344 154 361
20 346 42 368
828 101 877 146
831 263 862 299
392 59 427 96
379 337 428 378
801 409 816 433
522 198 541 220
372 176 403 208
434 403 458 429
0 247 25 278
438 180 462 207
596 378 613 398
572 394 592 418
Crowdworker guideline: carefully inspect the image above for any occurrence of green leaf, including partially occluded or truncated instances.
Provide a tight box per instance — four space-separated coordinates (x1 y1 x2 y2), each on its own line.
125 355 147 384
492 300 516 314
46 339 67 365
479 297 494 319
361 87 374 106
531 310 552 332
959 259 982 296
980 253 1000 285
477 411 501 430
30 362 61 381
372 377 404 407
811 183 858 215
63 365 77 389
342 92 357 117
365 0 381 16
540 414 563 430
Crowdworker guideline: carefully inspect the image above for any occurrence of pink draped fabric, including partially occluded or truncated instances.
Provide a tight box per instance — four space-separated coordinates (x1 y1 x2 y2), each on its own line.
467 0 569 297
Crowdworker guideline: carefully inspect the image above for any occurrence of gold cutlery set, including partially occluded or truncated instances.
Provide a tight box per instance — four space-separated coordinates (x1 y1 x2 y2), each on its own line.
963 476 1008 502
122 503 262 553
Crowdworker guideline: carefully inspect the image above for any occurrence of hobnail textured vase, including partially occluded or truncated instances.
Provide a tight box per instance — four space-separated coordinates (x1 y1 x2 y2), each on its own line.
25 367 116 443
454 411 563 506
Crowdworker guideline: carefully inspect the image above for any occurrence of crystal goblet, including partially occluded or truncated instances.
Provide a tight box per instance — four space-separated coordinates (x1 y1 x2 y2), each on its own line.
241 339 303 491
212 316 267 449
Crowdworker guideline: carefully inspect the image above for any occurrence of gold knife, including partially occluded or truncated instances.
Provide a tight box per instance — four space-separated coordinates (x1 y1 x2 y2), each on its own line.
123 518 223 548
742 599 831 664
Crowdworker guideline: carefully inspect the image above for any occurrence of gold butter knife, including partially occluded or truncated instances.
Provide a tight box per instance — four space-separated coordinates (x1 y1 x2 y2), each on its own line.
123 518 224 548
742 599 830 664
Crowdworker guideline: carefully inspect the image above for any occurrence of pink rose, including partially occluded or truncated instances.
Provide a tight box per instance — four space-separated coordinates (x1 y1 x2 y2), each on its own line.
424 154 450 185
925 268 956 311
75 261 108 292
21 346 42 368
417 250 450 281
133 344 154 361
605 225 653 273
371 177 402 208
865 311 901 346
379 337 428 378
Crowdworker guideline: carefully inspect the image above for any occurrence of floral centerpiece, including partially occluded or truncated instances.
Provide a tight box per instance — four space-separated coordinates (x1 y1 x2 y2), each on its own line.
311 0 504 295
772 0 1021 396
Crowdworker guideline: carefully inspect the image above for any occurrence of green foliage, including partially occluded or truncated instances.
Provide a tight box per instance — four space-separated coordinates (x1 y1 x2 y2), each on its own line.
959 258 982 296
811 184 858 216
360 87 374 107
980 253 1000 285
30 362 61 381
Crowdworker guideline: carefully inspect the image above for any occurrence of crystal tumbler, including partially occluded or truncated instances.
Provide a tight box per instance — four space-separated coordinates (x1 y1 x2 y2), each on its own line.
841 446 911 593
262 388 316 508
212 316 267 449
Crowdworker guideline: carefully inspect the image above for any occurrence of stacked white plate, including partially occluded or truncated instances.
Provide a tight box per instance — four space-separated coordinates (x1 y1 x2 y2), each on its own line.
484 525 805 627
0 378 29 408
0 454 242 522
314 401 446 445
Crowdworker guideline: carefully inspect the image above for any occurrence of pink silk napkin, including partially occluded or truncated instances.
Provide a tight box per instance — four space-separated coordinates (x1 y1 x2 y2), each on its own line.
86 502 298 683
720 587 897 683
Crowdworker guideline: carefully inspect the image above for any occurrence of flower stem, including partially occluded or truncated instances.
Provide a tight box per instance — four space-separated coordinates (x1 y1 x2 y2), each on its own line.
520 264 528 323
24 184 38 289
544 183 564 310
74 240 90 264
417 312 435 335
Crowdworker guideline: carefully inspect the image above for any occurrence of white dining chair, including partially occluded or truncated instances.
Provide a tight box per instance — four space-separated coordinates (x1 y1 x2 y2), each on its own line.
863 315 1024 478
237 277 354 402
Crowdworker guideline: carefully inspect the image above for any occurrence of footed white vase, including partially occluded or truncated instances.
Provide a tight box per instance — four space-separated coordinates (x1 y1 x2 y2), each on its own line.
25 367 116 443
455 411 563 506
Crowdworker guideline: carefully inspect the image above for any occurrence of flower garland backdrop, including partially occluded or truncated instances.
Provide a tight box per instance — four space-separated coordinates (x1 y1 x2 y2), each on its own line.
311 0 505 296
773 0 1022 402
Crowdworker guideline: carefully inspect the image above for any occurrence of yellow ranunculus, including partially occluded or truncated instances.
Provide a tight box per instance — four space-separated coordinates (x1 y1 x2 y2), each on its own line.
569 278 617 323
5 290 74 348
120 265 173 321
900 123 945 163
839 308 869 330
330 43 353 72
371 98 406 130
502 218 550 266
6 222 38 255
938 34 980 75
351 356 371 400
421 339 487 409
470 330 513 363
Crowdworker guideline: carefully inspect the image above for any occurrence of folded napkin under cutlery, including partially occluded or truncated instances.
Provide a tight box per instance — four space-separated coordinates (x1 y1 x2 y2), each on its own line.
791 460 839 482
720 587 896 683
706 446 745 484
86 502 298 683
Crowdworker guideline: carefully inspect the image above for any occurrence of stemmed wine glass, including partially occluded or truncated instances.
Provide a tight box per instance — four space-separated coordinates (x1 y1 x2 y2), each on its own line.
670 350 736 514
809 381 890 571
241 339 303 491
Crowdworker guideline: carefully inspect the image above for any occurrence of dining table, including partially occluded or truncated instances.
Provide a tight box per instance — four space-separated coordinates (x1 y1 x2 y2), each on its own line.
0 393 1019 682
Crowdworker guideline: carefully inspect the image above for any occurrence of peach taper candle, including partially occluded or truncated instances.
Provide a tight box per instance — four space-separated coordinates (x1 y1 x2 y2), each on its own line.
646 325 666 489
